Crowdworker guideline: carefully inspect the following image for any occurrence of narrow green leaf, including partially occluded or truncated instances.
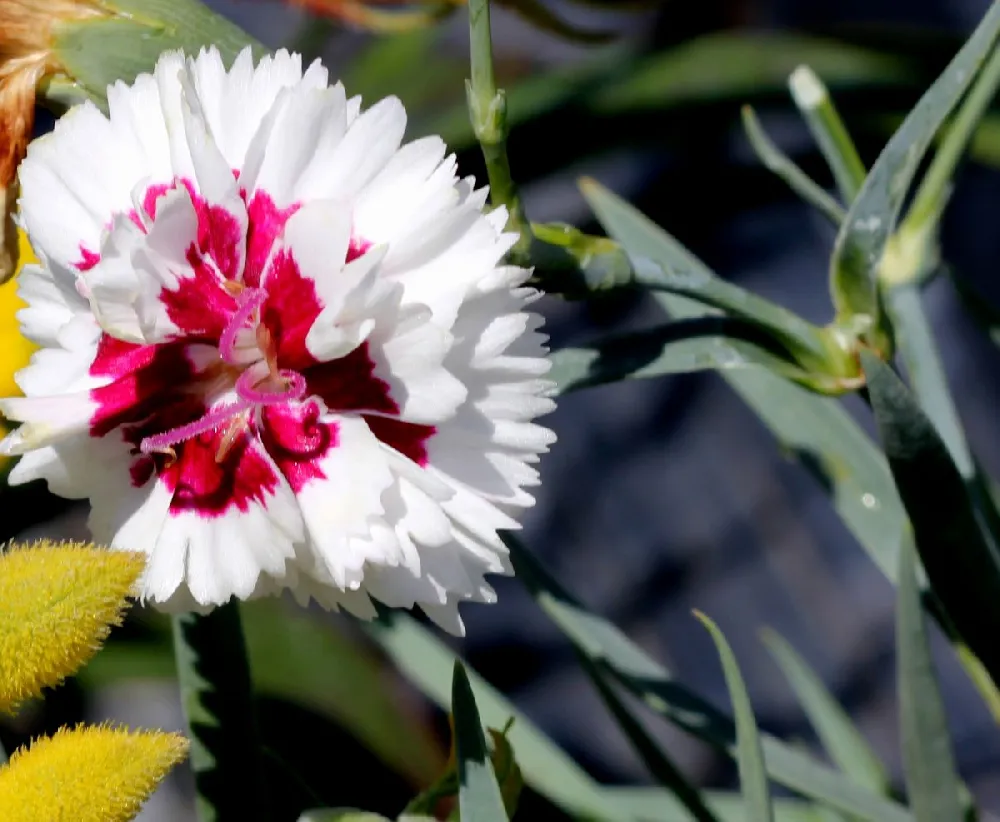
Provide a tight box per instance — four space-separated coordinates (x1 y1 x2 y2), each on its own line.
577 654 720 822
549 317 808 394
787 66 867 204
53 0 263 106
695 612 775 822
896 540 964 822
172 602 266 821
829 0 1000 325
905 38 1000 233
452 662 509 822
579 178 904 581
506 539 913 822
761 630 890 795
628 256 834 373
882 284 971 476
370 614 726 822
862 351 1000 691
579 177 1000 719
741 104 846 225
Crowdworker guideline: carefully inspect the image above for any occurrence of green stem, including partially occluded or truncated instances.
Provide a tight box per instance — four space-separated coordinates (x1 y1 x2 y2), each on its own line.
173 602 267 821
466 0 532 265
788 65 867 204
0 733 7 765
905 41 1000 233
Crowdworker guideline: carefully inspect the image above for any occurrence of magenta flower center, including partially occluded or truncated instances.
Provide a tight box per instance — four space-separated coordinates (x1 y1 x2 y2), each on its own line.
138 285 309 461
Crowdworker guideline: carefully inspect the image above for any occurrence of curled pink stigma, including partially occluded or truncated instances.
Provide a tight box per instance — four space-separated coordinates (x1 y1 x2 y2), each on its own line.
236 368 307 405
139 400 250 454
220 287 267 364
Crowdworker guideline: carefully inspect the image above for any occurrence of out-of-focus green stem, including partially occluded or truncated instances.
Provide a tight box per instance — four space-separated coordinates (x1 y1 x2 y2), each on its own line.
466 0 532 265
173 602 266 821
788 65 867 204
905 42 1000 234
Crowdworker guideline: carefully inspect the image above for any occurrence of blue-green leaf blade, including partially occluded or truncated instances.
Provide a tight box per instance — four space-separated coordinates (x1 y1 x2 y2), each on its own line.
829 0 1000 322
506 538 913 822
896 540 964 822
579 178 907 582
549 317 806 393
695 612 775 822
628 256 833 369
452 661 510 822
365 616 631 821
54 0 263 106
861 351 1000 691
578 654 720 822
761 630 889 794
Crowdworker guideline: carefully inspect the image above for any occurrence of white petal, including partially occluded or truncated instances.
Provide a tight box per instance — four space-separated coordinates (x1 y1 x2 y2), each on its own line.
295 96 406 202
0 394 96 453
292 414 394 588
240 83 347 206
18 101 149 268
369 305 467 424
16 262 91 345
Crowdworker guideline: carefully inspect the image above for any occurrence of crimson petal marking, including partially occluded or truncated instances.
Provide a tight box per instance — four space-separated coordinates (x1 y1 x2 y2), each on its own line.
304 344 397 416
259 401 336 493
160 427 281 516
89 337 200 438
244 190 300 288
260 248 322 372
364 415 434 467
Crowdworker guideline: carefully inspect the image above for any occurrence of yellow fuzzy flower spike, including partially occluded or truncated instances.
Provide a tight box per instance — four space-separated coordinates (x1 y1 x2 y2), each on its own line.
0 724 188 821
0 541 145 712
0 229 38 470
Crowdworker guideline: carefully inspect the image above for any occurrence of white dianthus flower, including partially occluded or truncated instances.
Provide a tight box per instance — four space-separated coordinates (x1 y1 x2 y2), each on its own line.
0 46 555 634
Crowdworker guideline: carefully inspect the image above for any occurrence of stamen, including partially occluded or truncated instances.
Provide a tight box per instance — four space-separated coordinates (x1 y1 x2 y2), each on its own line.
215 410 251 463
220 287 267 364
235 369 307 405
139 400 249 455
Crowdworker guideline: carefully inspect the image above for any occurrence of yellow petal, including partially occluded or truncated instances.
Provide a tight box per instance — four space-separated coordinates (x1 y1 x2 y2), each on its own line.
0 724 188 822
0 228 38 399
0 541 145 712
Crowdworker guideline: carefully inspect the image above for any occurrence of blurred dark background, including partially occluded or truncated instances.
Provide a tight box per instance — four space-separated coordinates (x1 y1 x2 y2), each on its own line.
7 0 1000 818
